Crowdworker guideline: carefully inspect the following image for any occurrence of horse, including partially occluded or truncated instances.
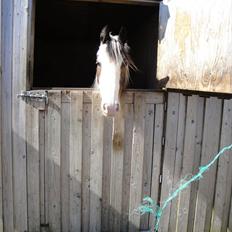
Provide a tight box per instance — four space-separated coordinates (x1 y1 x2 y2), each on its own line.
94 26 136 117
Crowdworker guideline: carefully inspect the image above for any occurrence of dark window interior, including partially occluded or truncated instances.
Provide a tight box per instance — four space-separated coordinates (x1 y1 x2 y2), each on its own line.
33 0 159 89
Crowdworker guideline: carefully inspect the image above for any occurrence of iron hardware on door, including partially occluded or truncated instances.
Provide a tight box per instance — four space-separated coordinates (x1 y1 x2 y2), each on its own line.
17 90 48 104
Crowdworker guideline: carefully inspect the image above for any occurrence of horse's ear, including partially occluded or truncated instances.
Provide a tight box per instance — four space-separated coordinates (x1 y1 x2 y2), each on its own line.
119 27 127 44
100 25 110 43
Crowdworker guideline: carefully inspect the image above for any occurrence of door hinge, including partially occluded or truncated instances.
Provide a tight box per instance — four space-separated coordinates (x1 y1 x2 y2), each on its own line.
18 90 48 104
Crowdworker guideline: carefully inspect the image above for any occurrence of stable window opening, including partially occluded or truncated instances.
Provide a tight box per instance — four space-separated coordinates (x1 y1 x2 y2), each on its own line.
33 0 160 89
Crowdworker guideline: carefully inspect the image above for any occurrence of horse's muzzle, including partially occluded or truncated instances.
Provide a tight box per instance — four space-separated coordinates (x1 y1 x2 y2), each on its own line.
102 103 119 117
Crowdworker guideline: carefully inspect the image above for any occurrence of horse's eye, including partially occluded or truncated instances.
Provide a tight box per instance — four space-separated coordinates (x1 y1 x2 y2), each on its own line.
96 62 101 67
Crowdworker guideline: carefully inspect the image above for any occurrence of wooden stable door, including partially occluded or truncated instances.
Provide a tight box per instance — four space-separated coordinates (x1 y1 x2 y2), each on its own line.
24 90 164 231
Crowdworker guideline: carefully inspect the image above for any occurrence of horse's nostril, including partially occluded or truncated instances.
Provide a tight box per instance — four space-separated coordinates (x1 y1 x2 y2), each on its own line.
115 104 119 111
102 103 119 116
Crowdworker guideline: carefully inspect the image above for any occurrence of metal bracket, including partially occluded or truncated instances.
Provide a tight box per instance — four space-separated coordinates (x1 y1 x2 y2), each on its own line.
17 90 48 104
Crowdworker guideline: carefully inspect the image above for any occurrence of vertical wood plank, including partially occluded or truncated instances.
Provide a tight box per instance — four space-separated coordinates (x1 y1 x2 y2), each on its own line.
121 103 134 232
186 96 204 232
110 111 125 231
0 0 1 166
12 0 29 230
45 107 49 226
12 102 28 231
61 91 70 232
211 99 232 231
46 91 61 231
26 102 40 231
229 201 232 232
82 102 92 232
168 94 186 232
2 0 14 231
129 93 146 231
150 103 164 230
159 93 180 232
0 0 3 228
90 92 104 231
140 104 155 230
102 117 113 232
39 111 46 226
193 97 222 232
69 91 83 231
176 95 198 232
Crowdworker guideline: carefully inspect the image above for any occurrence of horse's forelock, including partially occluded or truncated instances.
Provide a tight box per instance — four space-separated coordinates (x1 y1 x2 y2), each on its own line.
104 38 133 92
96 35 134 91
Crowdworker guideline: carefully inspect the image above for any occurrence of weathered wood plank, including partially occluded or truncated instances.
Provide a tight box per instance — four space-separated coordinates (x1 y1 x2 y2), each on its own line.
144 92 164 104
176 95 198 232
140 104 155 230
102 117 113 232
1 9 14 222
186 96 204 232
211 99 232 231
82 90 133 104
159 93 180 232
39 111 46 225
82 91 163 104
69 91 83 231
46 91 61 231
168 94 186 232
90 92 104 231
229 201 232 232
110 111 125 231
61 91 70 232
44 108 49 226
157 0 232 93
82 102 91 232
121 103 134 232
12 0 29 230
129 93 146 231
193 97 222 232
149 103 164 230
27 2 44 225
26 102 40 231
0 0 3 229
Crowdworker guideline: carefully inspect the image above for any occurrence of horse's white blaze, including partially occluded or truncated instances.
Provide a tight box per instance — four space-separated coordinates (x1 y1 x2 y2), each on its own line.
96 42 123 115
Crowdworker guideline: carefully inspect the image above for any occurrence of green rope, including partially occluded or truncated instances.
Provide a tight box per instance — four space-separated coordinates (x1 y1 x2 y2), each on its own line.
136 144 232 232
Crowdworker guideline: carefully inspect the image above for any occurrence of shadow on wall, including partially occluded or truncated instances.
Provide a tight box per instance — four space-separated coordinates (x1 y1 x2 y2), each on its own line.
1 93 148 232
156 2 170 89
158 2 170 42
1 130 142 231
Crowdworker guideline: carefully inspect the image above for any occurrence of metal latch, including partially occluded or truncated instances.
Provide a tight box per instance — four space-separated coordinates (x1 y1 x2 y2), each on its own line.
17 90 48 104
